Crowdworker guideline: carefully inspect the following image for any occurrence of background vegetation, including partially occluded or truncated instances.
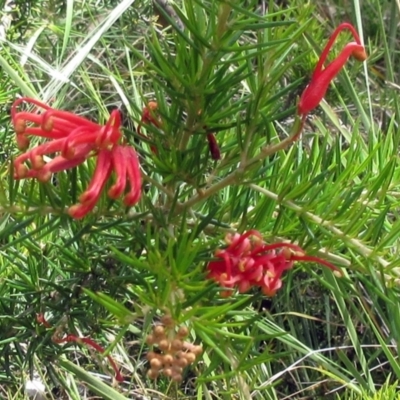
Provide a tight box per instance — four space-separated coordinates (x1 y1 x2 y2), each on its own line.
0 0 400 399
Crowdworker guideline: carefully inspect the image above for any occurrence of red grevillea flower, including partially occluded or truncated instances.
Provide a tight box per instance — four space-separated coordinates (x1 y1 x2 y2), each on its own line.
207 230 342 297
297 23 367 133
11 97 142 218
36 314 124 382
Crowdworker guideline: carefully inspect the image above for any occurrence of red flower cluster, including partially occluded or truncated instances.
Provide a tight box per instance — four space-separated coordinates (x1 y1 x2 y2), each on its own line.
207 230 341 297
11 98 141 218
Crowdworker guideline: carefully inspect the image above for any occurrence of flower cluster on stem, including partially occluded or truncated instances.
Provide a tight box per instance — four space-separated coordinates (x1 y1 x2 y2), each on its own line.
207 230 342 297
11 98 142 218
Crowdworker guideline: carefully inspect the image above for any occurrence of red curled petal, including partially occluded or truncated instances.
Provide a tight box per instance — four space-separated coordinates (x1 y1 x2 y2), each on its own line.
23 126 69 140
261 274 282 297
16 134 30 150
28 138 67 169
79 149 113 206
221 251 233 281
12 111 43 128
298 43 362 115
237 279 252 293
61 127 99 159
37 153 91 183
243 263 264 283
312 23 363 81
11 97 52 122
108 145 128 200
228 230 264 256
68 202 97 219
44 144 92 172
352 46 367 62
41 109 99 130
122 146 142 206
96 109 122 147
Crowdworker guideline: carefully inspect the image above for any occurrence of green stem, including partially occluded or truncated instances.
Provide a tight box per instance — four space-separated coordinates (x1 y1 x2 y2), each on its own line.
142 171 175 198
177 116 304 210
179 105 199 152
216 3 232 42
179 1 231 153
178 168 241 210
